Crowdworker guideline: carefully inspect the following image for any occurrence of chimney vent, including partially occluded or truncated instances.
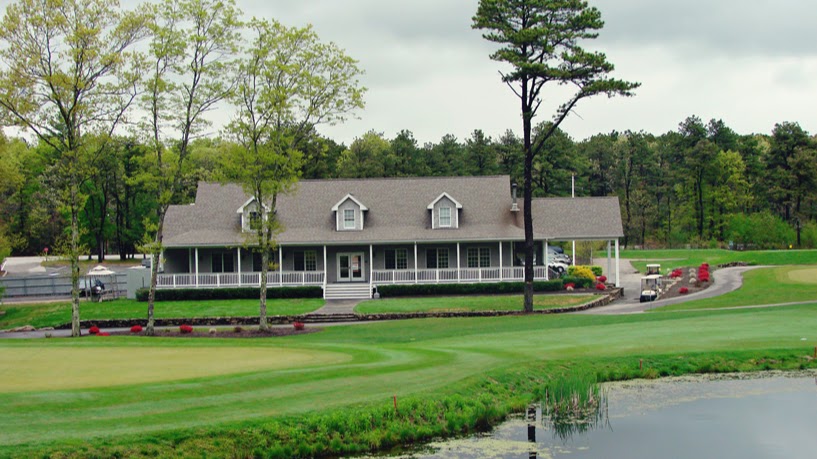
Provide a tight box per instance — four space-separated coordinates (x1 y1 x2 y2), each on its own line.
511 182 519 212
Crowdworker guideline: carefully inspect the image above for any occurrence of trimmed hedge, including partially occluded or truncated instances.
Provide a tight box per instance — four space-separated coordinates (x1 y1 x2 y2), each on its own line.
589 265 603 277
560 276 594 289
376 280 564 297
135 286 322 302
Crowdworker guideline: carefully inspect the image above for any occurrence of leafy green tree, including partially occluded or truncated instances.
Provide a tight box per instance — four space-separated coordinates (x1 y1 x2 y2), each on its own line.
531 123 581 197
337 131 391 178
222 19 364 330
140 0 242 335
0 0 147 336
391 130 428 177
473 0 639 310
465 129 498 176
496 129 523 184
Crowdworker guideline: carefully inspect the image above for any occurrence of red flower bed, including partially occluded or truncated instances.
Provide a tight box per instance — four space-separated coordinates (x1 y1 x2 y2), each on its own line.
130 325 143 333
293 322 305 331
670 269 683 279
679 287 689 294
89 326 100 335
595 283 607 291
179 324 193 334
597 275 607 283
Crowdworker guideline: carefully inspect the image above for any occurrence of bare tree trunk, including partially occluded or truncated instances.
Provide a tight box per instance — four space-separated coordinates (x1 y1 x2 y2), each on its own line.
146 217 165 336
70 194 81 337
259 247 269 331
522 81 534 313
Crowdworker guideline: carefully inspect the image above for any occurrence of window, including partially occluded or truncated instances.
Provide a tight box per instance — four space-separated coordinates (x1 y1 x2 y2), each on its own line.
467 247 491 268
343 209 355 229
439 206 452 228
294 251 317 271
426 248 449 269
211 253 235 273
385 249 408 270
248 211 261 231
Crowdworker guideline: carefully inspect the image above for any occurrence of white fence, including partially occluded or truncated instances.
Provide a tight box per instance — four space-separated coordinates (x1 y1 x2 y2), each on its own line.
0 274 128 298
372 266 551 284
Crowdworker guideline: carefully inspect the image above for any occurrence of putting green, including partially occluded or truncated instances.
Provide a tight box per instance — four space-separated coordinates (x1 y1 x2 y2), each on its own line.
787 267 817 284
0 346 350 393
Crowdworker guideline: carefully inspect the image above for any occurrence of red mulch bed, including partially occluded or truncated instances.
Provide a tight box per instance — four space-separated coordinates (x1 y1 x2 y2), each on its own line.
660 266 713 300
99 326 323 339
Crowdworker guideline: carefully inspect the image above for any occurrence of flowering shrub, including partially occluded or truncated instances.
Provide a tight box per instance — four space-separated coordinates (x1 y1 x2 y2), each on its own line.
564 282 576 291
179 324 193 334
89 326 100 335
293 322 305 331
670 269 683 279
597 275 607 283
595 283 606 291
679 287 689 294
567 265 596 282
130 325 143 333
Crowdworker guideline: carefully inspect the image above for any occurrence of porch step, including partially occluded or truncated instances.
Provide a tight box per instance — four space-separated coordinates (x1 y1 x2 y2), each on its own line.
302 313 358 323
323 283 372 300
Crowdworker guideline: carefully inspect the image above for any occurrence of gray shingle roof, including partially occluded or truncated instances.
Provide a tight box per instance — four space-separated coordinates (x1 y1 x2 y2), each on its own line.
163 176 623 247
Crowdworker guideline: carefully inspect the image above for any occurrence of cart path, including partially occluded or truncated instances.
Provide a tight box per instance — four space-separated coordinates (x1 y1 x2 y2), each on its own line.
579 263 765 315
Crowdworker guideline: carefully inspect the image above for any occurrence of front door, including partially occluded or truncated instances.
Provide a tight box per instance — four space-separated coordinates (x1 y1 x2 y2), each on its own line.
337 252 365 282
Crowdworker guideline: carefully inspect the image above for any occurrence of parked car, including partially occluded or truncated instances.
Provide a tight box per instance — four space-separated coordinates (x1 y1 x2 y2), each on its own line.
548 261 569 275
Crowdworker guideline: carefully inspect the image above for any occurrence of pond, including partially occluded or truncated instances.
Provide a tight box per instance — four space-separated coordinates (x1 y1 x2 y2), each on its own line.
363 371 817 459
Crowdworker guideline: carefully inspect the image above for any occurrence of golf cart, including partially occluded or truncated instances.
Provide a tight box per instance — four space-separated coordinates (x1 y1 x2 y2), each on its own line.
646 264 661 275
639 274 663 302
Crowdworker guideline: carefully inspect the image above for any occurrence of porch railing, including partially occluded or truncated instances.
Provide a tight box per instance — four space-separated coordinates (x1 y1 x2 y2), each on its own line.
157 271 325 289
372 266 550 284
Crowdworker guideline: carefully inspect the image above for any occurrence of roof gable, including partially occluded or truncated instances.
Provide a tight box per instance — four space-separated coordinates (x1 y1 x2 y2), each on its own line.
331 194 369 212
426 192 463 210
236 196 269 214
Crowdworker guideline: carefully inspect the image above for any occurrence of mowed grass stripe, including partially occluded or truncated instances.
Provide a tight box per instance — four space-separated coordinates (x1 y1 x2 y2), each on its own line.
2 304 817 450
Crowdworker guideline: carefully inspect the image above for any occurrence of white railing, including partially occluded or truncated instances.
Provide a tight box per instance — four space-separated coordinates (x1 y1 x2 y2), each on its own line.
157 271 324 289
371 267 549 285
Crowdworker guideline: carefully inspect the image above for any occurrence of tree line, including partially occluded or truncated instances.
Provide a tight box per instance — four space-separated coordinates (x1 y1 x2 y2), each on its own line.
2 116 816 262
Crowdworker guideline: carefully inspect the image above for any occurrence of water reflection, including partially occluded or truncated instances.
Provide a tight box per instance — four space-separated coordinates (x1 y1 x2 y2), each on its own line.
363 372 817 459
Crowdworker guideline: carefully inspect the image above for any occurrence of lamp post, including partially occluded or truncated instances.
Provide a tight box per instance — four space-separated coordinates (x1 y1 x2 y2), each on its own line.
795 217 801 248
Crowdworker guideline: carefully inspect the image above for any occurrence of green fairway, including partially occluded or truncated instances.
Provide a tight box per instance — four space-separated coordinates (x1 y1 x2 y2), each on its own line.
657 265 817 311
2 303 817 457
355 294 596 314
610 248 817 273
0 298 324 330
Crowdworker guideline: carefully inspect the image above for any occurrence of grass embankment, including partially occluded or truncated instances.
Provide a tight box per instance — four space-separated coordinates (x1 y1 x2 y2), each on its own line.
610 248 817 273
657 265 817 311
356 294 595 314
0 298 324 330
2 303 817 457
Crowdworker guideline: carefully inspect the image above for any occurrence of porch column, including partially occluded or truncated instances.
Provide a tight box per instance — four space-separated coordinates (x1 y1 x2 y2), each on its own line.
369 244 373 294
615 239 621 287
194 248 199 287
544 240 549 281
498 241 503 281
456 243 461 283
323 245 327 289
279 247 283 287
572 240 576 266
607 241 612 281
237 247 242 286
414 242 418 284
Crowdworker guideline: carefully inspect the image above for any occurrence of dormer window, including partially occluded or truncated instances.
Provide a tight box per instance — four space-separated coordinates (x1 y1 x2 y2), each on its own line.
439 206 452 228
427 192 462 230
249 211 262 231
343 209 356 229
332 194 368 232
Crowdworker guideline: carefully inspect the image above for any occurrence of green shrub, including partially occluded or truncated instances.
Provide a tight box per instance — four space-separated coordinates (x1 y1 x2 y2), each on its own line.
589 266 603 277
135 286 322 302
376 280 564 298
567 266 596 281
560 276 593 289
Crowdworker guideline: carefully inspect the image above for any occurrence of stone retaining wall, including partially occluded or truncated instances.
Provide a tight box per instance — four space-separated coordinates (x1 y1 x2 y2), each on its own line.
55 289 623 330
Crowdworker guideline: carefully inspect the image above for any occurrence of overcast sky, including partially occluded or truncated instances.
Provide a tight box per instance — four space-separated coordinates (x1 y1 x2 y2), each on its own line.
2 0 815 146
241 0 816 146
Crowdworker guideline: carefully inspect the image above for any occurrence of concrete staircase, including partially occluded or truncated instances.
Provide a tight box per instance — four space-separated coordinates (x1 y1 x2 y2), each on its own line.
323 283 372 300
302 313 358 323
